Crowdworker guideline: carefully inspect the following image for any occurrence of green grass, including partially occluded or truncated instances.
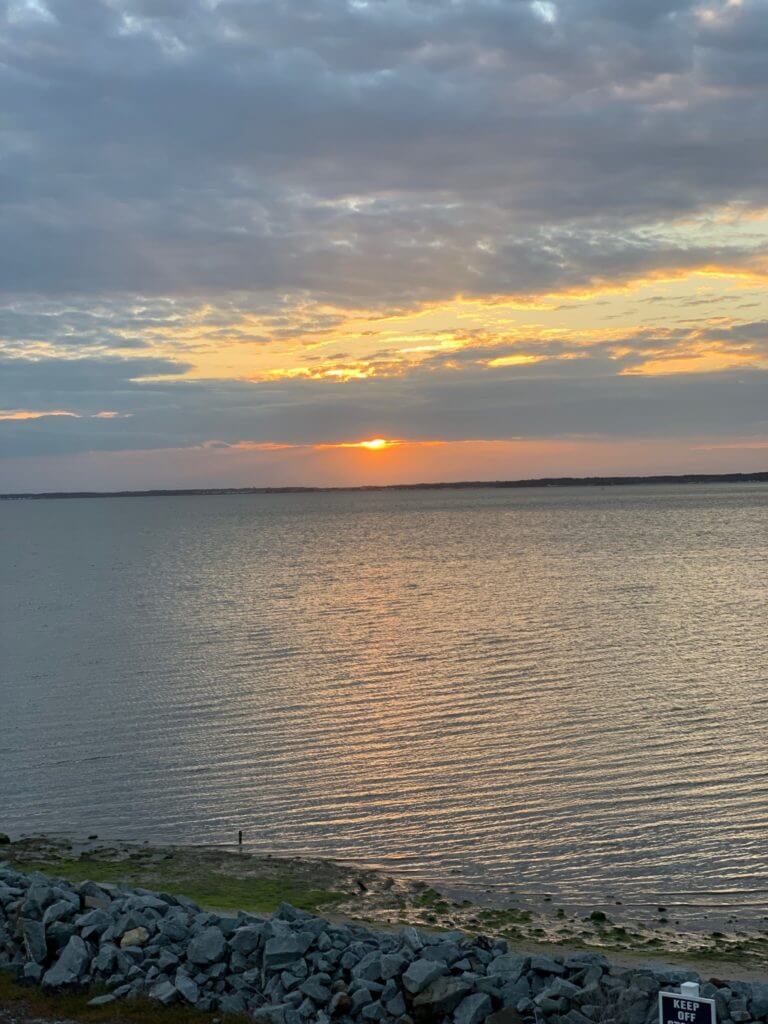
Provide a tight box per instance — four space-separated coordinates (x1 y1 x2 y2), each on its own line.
0 973 244 1024
415 888 451 912
9 857 345 915
476 907 532 926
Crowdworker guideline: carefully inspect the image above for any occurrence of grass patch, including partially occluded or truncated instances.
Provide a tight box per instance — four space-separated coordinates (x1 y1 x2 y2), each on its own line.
9 857 344 915
415 888 451 913
476 908 532 926
0 973 243 1024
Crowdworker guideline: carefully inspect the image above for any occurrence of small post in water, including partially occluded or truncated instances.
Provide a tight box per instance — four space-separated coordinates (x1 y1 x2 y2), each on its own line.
238 829 243 850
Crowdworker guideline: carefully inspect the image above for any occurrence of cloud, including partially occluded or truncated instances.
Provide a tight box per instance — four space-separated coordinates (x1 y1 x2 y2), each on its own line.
1 344 766 459
0 408 79 420
2 0 768 306
1 0 768 482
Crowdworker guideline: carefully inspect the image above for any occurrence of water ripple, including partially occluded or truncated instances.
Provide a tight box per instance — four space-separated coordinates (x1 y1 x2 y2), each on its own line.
1 483 767 909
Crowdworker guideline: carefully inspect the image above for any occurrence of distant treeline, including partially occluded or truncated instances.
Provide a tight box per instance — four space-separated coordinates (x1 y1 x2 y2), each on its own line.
2 471 767 500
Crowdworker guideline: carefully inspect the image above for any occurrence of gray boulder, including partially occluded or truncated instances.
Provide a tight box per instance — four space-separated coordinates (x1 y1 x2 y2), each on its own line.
413 976 473 1018
42 935 91 989
92 944 117 974
403 958 446 995
352 951 383 981
21 919 47 963
22 882 55 919
455 992 493 1024
386 991 407 1017
264 932 314 970
22 962 44 985
42 900 76 927
750 983 768 1019
80 881 113 910
546 977 582 999
401 926 424 951
159 915 190 942
220 992 249 1014
381 951 409 980
361 999 386 1021
300 977 332 1003
487 954 526 980
187 925 227 965
530 954 565 976
230 924 264 956
150 979 178 1005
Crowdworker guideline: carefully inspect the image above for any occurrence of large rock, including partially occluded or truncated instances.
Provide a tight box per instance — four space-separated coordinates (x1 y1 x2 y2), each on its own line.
381 952 409 980
120 926 149 948
230 924 264 956
91 943 117 974
77 908 110 933
159 914 190 943
352 951 384 981
46 921 76 952
23 882 56 918
413 976 473 1019
263 932 314 970
21 919 47 963
300 976 332 1003
41 935 90 989
546 977 582 999
750 983 768 1019
174 971 200 1004
402 958 446 995
487 954 526 980
455 992 493 1024
80 881 113 910
150 979 178 1005
401 926 424 951
187 925 227 965
42 900 75 927
22 962 44 985
530 955 565 976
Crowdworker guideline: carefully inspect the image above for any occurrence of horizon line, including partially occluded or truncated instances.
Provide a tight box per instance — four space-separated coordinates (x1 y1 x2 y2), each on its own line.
2 469 767 501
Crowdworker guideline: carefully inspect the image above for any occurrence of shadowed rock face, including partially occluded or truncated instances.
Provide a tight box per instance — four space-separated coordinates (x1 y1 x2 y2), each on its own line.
1 864 767 1024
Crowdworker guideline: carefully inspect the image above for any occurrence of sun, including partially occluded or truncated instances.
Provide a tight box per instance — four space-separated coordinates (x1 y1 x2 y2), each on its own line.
359 438 395 450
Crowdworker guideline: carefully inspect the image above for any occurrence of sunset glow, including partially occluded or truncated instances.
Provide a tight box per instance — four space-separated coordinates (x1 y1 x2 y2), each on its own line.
1 0 767 491
359 439 395 451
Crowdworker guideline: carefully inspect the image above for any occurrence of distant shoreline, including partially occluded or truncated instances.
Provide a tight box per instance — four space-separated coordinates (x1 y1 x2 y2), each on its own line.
2 469 767 501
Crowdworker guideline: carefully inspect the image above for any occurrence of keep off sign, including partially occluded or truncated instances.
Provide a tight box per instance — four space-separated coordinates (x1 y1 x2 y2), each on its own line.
659 991 716 1024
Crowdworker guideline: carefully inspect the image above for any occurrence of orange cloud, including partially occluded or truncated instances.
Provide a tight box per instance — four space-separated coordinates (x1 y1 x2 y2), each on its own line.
0 409 79 420
0 409 128 421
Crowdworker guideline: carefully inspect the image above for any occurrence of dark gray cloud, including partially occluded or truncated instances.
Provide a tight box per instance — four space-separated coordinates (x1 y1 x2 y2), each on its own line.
1 0 768 477
2 347 766 459
2 0 768 303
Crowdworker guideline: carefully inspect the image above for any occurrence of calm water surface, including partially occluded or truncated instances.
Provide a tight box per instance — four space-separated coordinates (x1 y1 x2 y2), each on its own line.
1 485 767 911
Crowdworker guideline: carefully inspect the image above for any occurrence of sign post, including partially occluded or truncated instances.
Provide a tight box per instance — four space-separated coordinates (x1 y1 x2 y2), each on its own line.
659 982 716 1024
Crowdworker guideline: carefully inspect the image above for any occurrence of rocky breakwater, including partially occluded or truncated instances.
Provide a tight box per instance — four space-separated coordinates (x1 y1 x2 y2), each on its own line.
1 865 768 1024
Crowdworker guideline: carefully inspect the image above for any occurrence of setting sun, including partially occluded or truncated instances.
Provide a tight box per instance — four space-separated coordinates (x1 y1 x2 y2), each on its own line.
359 438 394 451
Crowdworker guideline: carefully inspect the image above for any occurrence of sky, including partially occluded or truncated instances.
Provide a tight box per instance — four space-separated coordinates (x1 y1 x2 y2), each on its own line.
1 0 767 491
